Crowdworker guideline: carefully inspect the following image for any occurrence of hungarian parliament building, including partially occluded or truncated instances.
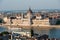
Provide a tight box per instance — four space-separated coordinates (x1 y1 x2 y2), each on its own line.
0 8 60 27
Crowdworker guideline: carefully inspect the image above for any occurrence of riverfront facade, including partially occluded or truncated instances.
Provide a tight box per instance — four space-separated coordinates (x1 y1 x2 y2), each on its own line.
0 8 60 27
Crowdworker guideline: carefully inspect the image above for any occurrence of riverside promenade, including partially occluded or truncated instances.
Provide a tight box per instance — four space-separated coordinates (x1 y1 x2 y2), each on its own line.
0 24 60 29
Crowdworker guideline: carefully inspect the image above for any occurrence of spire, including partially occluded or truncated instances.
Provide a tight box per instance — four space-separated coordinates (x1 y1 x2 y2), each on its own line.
27 7 33 13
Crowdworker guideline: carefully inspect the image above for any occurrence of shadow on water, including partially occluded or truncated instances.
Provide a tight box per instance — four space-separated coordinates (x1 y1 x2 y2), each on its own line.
49 27 60 38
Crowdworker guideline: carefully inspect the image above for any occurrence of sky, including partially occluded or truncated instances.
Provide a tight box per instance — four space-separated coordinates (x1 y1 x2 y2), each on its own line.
0 0 60 11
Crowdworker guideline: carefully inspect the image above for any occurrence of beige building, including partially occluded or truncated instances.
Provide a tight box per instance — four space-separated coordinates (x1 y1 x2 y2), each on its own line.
3 8 50 27
3 17 11 25
32 18 50 26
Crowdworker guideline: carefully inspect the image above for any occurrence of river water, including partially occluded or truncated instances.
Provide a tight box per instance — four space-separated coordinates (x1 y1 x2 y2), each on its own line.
33 28 60 38
0 27 8 32
0 26 60 38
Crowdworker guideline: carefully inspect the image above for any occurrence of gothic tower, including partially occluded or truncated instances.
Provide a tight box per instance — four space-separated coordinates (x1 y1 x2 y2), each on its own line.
27 8 33 26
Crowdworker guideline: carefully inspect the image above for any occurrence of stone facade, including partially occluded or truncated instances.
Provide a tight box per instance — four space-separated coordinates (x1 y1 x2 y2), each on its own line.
2 8 50 26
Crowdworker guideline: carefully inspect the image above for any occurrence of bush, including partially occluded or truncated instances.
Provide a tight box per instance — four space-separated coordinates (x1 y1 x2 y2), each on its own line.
30 27 34 37
0 18 4 24
1 31 9 35
56 20 60 25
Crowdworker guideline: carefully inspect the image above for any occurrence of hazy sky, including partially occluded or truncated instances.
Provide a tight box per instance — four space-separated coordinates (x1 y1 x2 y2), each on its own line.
0 0 60 11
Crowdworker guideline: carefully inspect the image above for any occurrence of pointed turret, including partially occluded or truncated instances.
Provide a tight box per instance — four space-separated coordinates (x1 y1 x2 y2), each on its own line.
27 8 33 14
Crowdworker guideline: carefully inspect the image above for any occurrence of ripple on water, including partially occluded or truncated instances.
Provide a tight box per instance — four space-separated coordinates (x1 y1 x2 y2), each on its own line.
0 26 8 32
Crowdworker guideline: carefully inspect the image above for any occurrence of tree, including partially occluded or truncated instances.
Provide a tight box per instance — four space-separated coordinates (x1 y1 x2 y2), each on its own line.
40 34 49 40
1 31 9 35
0 18 4 25
0 18 3 23
30 27 34 37
56 19 60 25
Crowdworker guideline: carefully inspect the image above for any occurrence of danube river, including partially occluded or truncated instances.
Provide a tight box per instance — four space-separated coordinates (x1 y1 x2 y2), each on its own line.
33 27 60 38
0 26 60 38
0 27 8 32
